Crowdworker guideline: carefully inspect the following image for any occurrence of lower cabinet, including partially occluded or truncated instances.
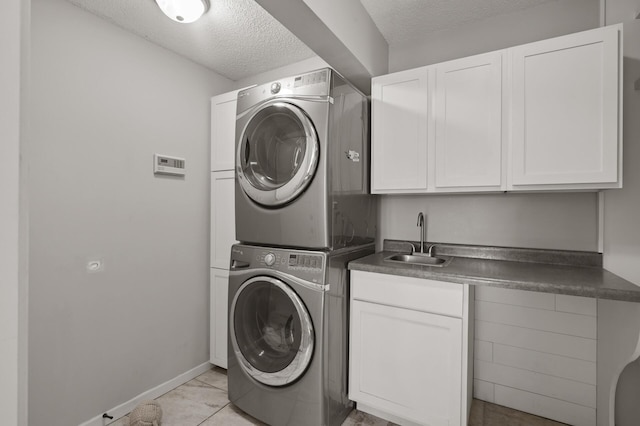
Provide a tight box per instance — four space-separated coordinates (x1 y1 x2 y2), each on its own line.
210 267 229 369
349 271 472 426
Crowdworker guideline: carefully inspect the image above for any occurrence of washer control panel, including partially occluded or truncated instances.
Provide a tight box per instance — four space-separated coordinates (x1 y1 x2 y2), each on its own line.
253 248 326 284
287 253 323 270
255 251 286 267
264 252 277 266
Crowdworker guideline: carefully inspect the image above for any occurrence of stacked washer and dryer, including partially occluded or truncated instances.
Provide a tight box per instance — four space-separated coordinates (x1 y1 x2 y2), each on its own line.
227 68 377 426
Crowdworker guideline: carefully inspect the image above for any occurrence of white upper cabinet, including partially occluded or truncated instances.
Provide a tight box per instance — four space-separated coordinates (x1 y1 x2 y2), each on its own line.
434 51 505 191
509 24 622 190
371 24 622 194
372 67 431 193
211 90 240 172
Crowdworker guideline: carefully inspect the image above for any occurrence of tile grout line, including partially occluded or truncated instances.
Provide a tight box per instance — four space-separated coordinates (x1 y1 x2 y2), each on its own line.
192 377 229 392
195 402 232 426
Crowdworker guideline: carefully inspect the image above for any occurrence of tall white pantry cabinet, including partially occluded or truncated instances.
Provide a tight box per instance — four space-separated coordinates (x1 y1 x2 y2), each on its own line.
372 24 623 194
209 89 240 369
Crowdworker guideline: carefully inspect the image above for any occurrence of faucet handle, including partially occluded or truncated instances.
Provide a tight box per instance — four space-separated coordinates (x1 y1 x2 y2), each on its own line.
402 241 417 254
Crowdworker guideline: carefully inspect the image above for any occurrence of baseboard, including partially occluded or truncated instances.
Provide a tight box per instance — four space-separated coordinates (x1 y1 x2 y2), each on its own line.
78 362 213 426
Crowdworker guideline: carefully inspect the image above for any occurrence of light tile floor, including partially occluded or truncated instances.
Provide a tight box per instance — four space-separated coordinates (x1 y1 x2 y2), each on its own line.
109 366 567 426
468 399 568 426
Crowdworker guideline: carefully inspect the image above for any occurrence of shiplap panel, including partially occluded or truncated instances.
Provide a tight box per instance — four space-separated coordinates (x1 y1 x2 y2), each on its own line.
493 343 596 385
476 300 596 338
475 286 555 310
473 379 495 403
556 294 597 316
475 320 597 362
474 289 598 423
474 360 596 408
495 385 596 426
474 340 493 362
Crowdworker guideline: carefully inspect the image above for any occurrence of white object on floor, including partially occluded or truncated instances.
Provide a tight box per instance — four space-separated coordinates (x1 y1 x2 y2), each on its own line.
129 400 162 426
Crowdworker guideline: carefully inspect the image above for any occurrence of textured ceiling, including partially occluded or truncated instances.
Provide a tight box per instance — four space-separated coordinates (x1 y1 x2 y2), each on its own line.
65 0 316 81
65 0 561 81
360 0 559 45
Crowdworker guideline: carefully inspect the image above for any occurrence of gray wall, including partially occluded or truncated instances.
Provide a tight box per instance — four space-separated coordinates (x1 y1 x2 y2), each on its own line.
1 0 28 425
601 1 640 425
380 193 598 251
602 1 640 284
233 56 329 89
390 0 600 73
380 0 601 252
28 1 234 425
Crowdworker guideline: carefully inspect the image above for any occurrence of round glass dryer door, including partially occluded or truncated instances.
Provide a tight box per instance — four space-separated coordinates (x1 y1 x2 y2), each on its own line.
237 100 319 207
230 276 314 387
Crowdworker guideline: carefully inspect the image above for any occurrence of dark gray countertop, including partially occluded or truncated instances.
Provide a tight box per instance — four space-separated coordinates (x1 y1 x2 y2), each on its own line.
348 240 640 302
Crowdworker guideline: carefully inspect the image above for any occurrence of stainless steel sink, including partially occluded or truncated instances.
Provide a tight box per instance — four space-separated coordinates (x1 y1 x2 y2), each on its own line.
384 253 451 267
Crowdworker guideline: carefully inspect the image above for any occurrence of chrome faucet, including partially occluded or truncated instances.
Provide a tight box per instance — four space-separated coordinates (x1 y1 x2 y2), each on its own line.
416 212 426 254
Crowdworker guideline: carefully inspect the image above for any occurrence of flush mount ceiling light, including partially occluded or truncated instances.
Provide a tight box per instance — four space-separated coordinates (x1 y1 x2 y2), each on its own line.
155 0 209 23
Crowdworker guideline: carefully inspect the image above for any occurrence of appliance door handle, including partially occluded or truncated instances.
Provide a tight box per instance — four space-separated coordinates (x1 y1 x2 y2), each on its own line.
244 138 250 165
230 260 250 270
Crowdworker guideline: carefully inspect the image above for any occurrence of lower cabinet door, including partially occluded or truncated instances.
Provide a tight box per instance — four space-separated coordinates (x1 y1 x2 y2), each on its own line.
210 268 229 368
349 300 462 426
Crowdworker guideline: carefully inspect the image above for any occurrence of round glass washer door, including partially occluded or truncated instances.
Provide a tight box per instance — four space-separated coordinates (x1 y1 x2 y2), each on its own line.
237 100 319 207
230 276 314 387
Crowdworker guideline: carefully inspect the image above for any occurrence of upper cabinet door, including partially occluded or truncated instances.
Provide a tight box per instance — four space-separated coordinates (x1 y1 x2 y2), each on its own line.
434 52 505 191
371 67 431 193
211 90 240 172
510 25 622 189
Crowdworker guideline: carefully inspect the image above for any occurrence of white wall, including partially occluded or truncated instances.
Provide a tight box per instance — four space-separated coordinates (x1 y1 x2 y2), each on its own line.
299 0 388 76
1 0 28 425
28 1 234 425
380 0 601 252
233 56 330 89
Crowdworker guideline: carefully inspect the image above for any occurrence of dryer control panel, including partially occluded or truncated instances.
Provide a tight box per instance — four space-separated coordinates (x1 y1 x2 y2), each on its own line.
236 68 332 113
